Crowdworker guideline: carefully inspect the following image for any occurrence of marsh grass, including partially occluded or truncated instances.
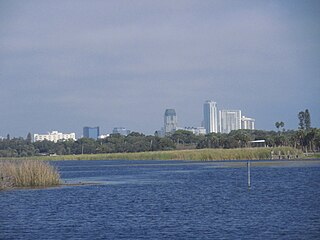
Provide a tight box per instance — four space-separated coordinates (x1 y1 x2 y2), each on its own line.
2 147 302 161
74 147 301 161
0 160 60 190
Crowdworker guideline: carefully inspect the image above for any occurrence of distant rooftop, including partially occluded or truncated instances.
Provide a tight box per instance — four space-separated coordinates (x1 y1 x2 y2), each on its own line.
165 109 176 116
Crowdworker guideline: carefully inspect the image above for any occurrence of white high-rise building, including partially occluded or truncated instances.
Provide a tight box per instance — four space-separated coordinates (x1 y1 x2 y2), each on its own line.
241 116 255 130
219 110 242 133
203 100 218 134
34 131 76 143
164 109 178 134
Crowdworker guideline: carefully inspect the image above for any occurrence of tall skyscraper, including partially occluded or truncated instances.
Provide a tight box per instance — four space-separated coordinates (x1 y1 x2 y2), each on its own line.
83 126 100 140
203 100 218 134
219 110 241 133
164 109 178 134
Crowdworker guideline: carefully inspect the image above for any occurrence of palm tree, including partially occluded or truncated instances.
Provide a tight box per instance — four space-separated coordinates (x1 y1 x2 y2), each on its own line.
275 121 285 132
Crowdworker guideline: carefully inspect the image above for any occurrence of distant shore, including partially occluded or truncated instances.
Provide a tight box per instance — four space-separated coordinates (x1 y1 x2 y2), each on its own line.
0 147 307 161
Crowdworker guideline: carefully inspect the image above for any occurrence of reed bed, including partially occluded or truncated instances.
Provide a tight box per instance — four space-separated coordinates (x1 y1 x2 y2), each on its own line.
4 147 302 161
78 147 301 161
0 160 60 190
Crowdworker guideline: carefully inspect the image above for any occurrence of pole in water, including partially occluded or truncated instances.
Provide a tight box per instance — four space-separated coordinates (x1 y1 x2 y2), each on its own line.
247 160 251 189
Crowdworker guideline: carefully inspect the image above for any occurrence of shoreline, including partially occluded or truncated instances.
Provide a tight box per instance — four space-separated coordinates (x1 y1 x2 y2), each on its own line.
0 147 306 161
0 182 100 192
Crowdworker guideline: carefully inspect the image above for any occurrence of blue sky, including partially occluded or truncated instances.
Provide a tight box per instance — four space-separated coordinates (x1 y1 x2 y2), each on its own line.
0 0 319 137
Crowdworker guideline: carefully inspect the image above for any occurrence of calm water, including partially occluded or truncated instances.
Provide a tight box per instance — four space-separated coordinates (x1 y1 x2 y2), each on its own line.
1 160 320 239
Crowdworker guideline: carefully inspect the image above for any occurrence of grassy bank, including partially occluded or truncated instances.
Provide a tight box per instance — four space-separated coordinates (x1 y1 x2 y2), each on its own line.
0 147 303 161
0 160 60 190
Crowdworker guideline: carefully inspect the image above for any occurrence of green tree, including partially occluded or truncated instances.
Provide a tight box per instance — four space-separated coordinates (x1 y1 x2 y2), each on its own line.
305 109 311 131
233 130 251 148
305 128 316 152
274 135 288 147
297 109 312 152
314 129 320 151
275 121 285 132
126 132 151 152
77 138 98 154
158 137 175 150
207 133 220 148
26 132 32 143
171 130 196 145
34 140 56 154
295 130 306 151
298 111 305 130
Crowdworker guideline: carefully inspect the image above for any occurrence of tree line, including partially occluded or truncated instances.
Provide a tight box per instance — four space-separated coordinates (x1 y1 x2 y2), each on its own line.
1 128 319 158
1 110 319 157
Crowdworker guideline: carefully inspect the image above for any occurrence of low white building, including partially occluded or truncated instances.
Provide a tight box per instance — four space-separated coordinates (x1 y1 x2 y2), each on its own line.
112 127 130 136
98 134 110 139
241 116 255 130
34 131 76 143
177 127 206 135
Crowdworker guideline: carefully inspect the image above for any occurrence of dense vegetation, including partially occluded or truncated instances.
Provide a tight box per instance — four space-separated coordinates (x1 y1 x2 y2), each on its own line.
0 128 319 158
0 160 60 190
18 147 300 161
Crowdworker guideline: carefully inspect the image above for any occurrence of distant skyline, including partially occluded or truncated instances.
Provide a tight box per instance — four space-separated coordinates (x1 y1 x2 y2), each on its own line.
1 0 319 138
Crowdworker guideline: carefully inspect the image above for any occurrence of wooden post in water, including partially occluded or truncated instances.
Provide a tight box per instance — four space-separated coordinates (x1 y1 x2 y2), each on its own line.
247 160 251 189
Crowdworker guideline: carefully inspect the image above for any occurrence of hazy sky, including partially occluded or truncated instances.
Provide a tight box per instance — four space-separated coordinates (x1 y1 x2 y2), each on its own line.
1 0 319 137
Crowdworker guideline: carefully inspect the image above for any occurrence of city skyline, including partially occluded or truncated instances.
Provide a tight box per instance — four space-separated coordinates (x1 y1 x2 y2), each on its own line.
0 100 315 139
29 100 254 139
1 1 319 137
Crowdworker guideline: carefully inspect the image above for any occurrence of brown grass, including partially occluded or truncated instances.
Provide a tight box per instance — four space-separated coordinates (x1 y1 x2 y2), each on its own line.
0 160 60 190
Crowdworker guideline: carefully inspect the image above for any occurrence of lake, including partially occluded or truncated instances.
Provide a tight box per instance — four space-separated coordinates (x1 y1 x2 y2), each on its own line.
1 160 320 239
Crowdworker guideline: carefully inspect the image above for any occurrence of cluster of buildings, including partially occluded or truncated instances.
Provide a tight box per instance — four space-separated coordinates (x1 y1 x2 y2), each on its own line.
33 127 131 143
31 99 255 142
161 100 255 136
203 100 255 133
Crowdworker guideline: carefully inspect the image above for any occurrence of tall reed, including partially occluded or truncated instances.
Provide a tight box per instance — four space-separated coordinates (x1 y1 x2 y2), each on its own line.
0 160 60 190
0 147 303 162
32 147 303 161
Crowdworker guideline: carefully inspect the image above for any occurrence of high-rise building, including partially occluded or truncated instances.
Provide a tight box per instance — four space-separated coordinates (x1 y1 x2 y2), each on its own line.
34 131 76 143
219 110 242 133
241 116 255 130
203 100 218 134
83 126 100 140
164 109 178 134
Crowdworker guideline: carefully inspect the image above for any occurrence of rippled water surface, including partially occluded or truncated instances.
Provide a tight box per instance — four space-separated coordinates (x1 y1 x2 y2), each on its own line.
1 160 320 239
